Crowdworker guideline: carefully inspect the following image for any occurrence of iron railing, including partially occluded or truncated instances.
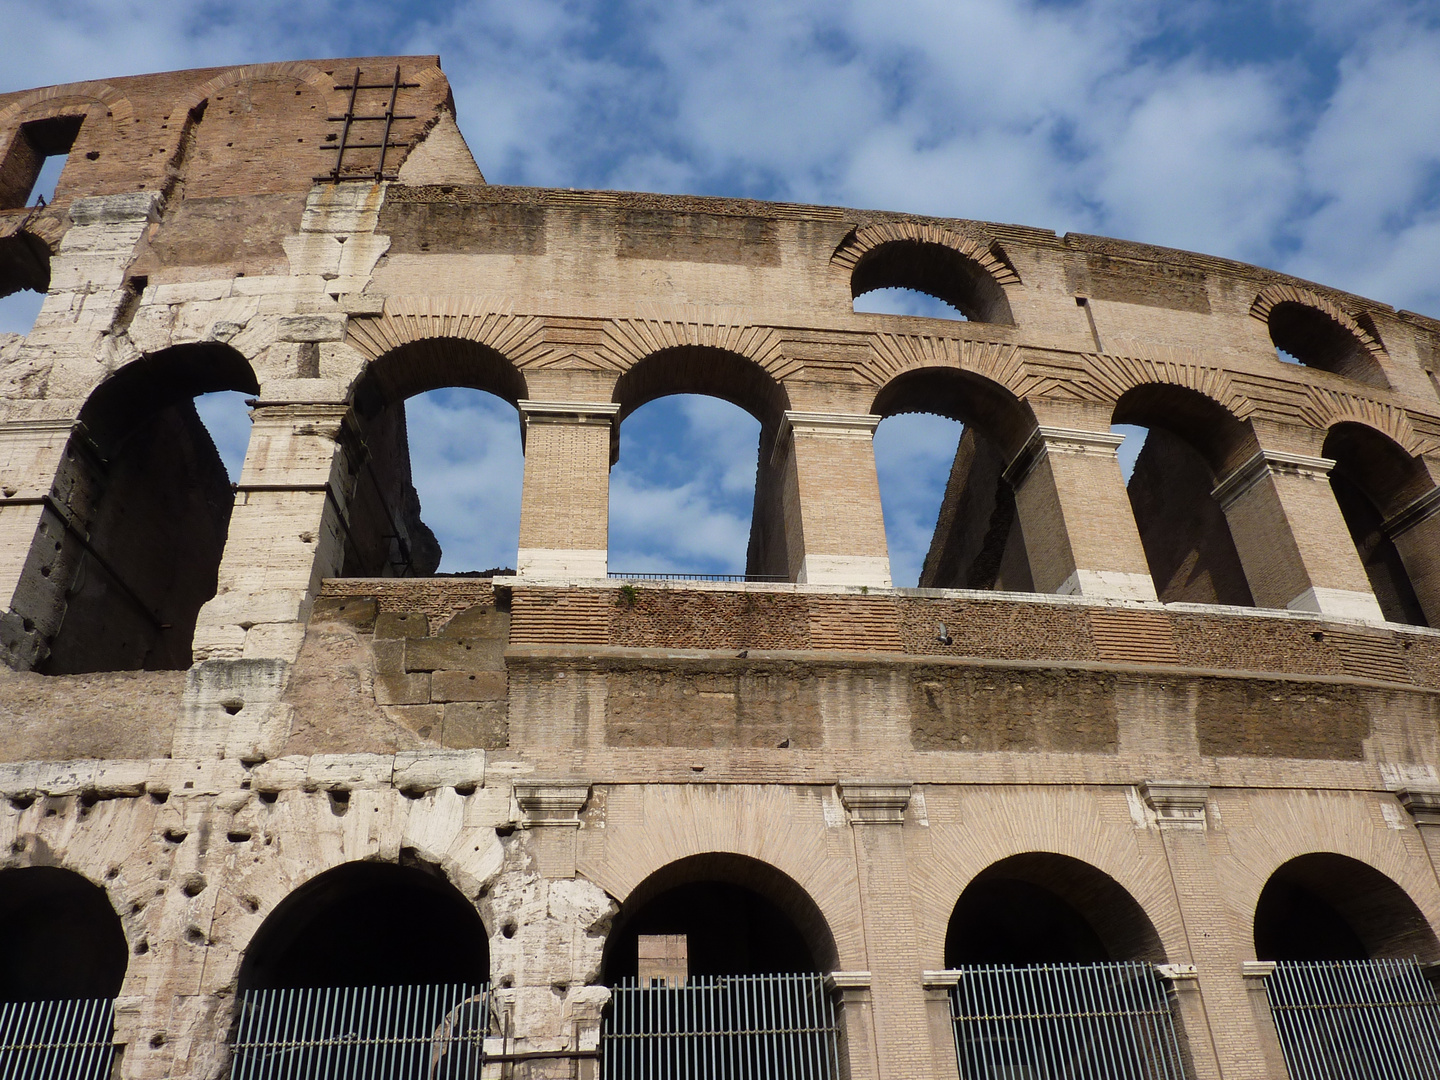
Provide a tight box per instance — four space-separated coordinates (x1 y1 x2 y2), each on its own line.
948 962 1190 1080
230 983 490 1080
1263 958 1440 1080
0 997 116 1080
609 572 790 583
603 973 839 1080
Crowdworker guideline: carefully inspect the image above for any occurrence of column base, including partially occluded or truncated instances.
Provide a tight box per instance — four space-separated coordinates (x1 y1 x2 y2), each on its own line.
1055 569 1158 601
516 547 608 578
798 554 892 588
1286 586 1385 623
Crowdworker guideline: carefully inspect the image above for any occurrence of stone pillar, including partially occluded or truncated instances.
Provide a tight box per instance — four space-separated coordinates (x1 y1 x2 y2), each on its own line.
1139 780 1273 1080
1213 450 1384 622
516 401 618 579
1004 426 1157 600
1384 488 1440 625
827 971 879 1080
919 971 963 1080
516 781 591 878
1239 961 1296 1080
773 412 891 587
838 781 940 1078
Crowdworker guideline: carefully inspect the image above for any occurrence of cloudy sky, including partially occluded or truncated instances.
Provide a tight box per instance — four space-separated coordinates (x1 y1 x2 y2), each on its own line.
2 0 1438 582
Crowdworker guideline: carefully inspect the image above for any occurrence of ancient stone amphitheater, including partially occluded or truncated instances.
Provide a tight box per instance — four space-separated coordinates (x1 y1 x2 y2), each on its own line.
3 55 1440 1080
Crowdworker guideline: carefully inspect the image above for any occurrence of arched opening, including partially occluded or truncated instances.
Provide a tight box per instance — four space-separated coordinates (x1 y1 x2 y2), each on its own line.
851 240 1013 324
233 860 491 1079
0 866 127 1001
600 854 842 1078
1113 385 1258 606
611 348 790 581
1253 854 1440 1076
344 339 528 576
1254 853 1439 963
0 866 127 1080
872 368 1037 591
946 852 1165 966
942 854 1186 1078
25 345 258 673
1266 301 1389 390
1323 423 1432 626
0 230 51 338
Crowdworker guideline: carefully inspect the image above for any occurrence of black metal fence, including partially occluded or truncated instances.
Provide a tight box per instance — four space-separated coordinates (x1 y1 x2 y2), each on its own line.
603 973 839 1080
947 962 1190 1080
1262 958 1440 1080
0 997 115 1080
230 983 490 1080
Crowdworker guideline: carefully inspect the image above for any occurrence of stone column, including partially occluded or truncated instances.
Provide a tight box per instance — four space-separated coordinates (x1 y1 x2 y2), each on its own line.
1213 450 1384 622
838 781 941 1078
919 971 963 1080
516 401 619 579
773 412 891 587
1239 961 1296 1080
1139 780 1275 1080
1384 489 1440 625
1004 426 1157 600
827 971 879 1080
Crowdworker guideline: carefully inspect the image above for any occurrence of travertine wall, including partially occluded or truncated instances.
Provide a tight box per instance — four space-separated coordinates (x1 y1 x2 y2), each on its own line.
4 57 1440 1080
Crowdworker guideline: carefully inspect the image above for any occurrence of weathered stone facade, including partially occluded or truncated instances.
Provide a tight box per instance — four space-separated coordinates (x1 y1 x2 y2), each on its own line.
4 55 1440 1080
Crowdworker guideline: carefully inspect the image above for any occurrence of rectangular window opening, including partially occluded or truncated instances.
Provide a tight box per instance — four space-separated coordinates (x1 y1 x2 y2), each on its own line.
0 115 84 210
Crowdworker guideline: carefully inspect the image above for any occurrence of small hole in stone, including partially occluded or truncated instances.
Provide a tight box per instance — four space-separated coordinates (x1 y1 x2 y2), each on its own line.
502 922 517 939
182 874 207 898
242 895 260 913
149 1032 166 1048
135 939 149 955
495 824 516 838
9 795 34 810
258 791 278 804
86 150 99 160
454 783 476 797
184 925 207 945
222 701 243 715
149 791 169 804
476 884 489 900
328 789 351 815
227 830 252 843
163 828 188 844
400 787 425 800
105 866 119 880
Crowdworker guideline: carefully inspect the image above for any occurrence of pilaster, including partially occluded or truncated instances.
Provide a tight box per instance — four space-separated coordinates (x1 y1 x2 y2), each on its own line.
1004 425 1157 600
1213 450 1384 622
516 400 618 579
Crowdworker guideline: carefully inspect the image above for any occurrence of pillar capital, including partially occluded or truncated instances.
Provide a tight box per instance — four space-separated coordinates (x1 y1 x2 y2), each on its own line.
515 781 592 827
1398 787 1440 826
1140 780 1211 828
1003 425 1126 488
518 399 620 427
1211 449 1335 511
839 780 912 824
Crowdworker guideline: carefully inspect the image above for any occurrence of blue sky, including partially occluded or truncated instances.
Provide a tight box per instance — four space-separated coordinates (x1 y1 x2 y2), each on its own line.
2 0 1438 582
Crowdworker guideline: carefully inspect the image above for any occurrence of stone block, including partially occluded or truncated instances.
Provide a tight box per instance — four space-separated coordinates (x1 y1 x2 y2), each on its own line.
277 314 346 343
375 671 431 706
432 670 508 702
392 749 486 792
440 604 510 640
310 596 379 631
306 753 393 789
375 612 428 639
443 702 509 749
372 638 405 674
382 704 443 742
404 637 505 672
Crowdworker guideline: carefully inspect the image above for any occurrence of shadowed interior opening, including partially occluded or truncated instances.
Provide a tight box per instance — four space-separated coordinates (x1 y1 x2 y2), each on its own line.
1254 853 1440 963
602 853 837 983
1267 301 1388 389
0 866 127 1001
946 853 1165 966
851 240 1013 324
238 860 490 991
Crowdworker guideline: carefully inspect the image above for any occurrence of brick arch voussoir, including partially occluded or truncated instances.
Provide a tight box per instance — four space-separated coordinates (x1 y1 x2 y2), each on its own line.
176 61 336 118
832 221 1022 287
345 298 549 370
1082 349 1257 422
0 82 134 130
1251 283 1387 361
1303 389 1434 458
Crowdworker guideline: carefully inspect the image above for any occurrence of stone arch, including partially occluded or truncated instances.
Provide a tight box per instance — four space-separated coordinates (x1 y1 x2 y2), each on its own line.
945 851 1168 966
1323 421 1436 625
237 858 491 991
175 61 334 119
600 852 840 982
1254 852 1440 962
17 344 259 673
0 864 128 1001
611 344 790 431
0 81 133 129
871 364 1036 460
836 223 1018 325
1251 284 1390 389
349 337 530 418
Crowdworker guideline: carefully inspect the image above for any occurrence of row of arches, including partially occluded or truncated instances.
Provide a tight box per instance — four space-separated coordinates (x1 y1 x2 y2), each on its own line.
8 846 1436 1003
11 328 1439 673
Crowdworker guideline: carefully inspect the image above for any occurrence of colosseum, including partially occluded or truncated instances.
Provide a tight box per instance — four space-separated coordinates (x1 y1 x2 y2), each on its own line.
3 54 1440 1080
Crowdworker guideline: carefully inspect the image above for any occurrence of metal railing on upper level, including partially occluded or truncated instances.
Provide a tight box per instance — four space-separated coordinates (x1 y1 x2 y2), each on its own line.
609 572 791 583
230 983 490 1080
0 997 115 1080
603 973 839 1080
1262 958 1440 1080
947 962 1190 1080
